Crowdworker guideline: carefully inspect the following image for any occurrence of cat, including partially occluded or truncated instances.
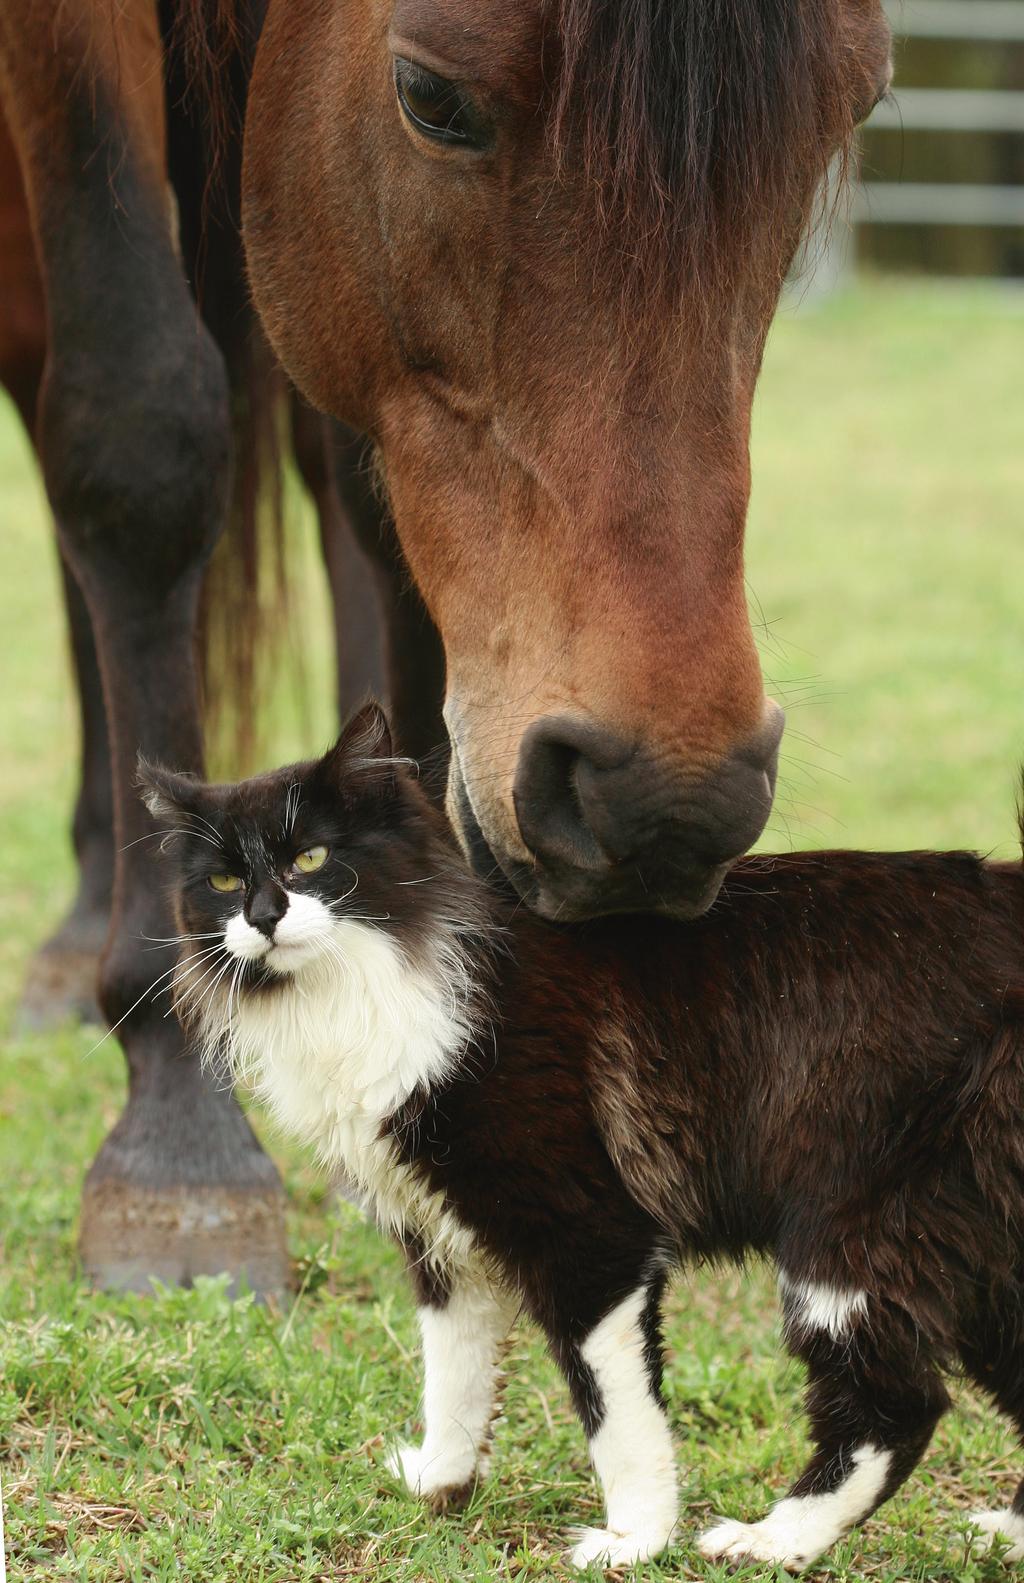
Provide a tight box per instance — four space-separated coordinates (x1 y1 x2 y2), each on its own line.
140 702 1024 1573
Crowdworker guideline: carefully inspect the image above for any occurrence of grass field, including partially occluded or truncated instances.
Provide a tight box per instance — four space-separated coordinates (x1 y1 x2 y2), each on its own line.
2 281 1024 1582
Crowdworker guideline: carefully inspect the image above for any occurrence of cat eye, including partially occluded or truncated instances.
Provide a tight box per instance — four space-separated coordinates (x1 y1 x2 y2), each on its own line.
209 873 242 894
393 58 490 149
293 845 328 875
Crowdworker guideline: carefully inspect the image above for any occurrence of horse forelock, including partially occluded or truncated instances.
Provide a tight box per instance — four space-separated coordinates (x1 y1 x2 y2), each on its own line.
178 0 862 307
549 0 863 305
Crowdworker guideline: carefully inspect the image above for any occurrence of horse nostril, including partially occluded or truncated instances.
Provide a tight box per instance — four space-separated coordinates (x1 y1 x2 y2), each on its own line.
513 717 635 874
510 707 785 920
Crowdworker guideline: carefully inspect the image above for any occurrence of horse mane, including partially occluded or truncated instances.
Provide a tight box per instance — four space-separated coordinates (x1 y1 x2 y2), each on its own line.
162 0 252 167
159 0 298 772
178 0 860 309
550 0 861 302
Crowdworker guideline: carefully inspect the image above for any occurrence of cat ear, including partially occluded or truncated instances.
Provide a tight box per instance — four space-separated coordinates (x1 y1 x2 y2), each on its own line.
340 700 394 763
136 757 206 827
317 701 400 795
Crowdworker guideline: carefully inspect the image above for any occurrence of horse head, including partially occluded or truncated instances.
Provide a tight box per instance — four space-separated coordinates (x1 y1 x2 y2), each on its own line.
243 0 890 919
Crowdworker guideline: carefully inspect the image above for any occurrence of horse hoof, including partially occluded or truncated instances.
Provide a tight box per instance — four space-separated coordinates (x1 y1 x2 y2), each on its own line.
80 1078 290 1300
80 1177 290 1298
15 943 103 1031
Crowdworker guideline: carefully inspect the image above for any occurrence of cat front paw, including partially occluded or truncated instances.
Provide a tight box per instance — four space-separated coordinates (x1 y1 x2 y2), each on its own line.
386 1443 478 1512
567 1523 674 1570
968 1509 1024 1562
698 1516 819 1572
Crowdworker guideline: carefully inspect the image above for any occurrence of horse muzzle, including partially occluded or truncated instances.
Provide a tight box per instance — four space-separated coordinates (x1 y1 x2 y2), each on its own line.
448 702 784 922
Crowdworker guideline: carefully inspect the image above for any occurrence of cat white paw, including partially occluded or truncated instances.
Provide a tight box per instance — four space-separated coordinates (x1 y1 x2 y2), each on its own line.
698 1517 817 1572
567 1524 671 1570
385 1443 477 1509
968 1509 1024 1561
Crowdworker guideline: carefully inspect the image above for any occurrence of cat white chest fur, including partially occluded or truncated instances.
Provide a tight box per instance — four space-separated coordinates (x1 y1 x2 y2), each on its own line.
210 912 478 1274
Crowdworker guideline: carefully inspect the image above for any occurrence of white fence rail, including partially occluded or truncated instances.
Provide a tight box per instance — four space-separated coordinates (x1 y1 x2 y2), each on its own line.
870 89 1024 133
860 2 1024 237
855 182 1024 225
792 0 1024 290
884 0 1024 40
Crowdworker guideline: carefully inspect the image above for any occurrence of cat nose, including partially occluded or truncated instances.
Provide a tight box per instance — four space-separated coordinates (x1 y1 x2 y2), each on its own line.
245 884 288 940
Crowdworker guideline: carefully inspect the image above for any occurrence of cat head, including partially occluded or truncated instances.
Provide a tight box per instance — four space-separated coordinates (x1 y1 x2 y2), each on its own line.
138 702 488 1020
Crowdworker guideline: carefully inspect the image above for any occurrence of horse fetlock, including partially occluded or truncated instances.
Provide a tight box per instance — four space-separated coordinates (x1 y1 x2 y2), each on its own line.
16 936 104 1031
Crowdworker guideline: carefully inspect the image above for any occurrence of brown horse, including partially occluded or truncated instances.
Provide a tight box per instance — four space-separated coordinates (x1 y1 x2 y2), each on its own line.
0 0 890 1291
244 0 891 921
0 1 414 1292
0 54 422 1029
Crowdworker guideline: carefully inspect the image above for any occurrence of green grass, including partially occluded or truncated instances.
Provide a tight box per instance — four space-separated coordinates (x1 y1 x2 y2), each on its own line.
3 280 1024 1580
750 280 1023 858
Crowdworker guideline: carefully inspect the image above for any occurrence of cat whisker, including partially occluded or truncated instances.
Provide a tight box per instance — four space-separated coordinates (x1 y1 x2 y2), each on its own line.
81 943 224 1059
167 954 232 1021
208 958 248 1084
283 782 302 838
141 930 222 943
140 930 223 951
180 808 225 844
120 829 182 853
165 821 223 851
226 958 245 1026
154 943 231 1006
324 866 361 910
175 953 236 1025
153 944 230 1004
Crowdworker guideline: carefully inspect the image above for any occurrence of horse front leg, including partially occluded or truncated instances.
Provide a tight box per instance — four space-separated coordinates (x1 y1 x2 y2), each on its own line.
0 0 287 1293
324 421 447 776
0 95 112 1027
17 555 114 1028
290 396 386 720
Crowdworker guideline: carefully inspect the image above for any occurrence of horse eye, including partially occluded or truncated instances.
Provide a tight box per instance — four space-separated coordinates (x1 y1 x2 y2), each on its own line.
393 58 488 149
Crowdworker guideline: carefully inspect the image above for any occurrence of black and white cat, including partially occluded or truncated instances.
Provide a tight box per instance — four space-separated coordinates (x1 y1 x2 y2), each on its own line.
141 703 1024 1573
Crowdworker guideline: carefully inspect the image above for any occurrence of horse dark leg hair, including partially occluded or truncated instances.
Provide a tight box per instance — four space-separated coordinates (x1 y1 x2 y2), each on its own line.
290 396 386 721
17 554 114 1028
0 102 112 1027
324 421 447 778
4 372 115 1032
700 1299 948 1569
0 9 287 1293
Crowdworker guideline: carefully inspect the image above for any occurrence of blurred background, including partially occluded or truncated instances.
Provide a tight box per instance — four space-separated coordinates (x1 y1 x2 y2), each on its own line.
858 0 1024 279
1 3 1021 1575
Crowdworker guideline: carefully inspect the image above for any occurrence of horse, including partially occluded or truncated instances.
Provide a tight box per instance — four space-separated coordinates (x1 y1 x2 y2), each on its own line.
0 0 891 1292
0 95 420 1024
0 2 447 1292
